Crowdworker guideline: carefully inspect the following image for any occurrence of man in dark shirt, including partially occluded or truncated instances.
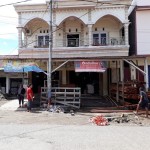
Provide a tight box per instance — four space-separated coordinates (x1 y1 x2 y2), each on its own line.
18 84 25 108
136 87 149 118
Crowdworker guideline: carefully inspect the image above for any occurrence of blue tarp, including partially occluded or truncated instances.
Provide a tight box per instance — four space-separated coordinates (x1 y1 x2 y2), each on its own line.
4 64 44 73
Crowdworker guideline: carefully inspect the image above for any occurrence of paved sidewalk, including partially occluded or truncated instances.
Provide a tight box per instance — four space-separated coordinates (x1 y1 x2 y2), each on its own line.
0 99 28 111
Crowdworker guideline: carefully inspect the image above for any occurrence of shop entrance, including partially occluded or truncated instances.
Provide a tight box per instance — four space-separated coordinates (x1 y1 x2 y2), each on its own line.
32 72 47 93
68 71 99 95
0 77 6 93
32 71 60 93
9 78 22 95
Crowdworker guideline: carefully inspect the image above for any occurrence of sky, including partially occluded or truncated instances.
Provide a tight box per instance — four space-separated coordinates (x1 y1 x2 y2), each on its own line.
0 0 148 56
0 0 45 55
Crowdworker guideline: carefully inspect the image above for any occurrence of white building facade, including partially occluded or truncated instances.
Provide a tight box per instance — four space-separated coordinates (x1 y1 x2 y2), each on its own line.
13 0 132 96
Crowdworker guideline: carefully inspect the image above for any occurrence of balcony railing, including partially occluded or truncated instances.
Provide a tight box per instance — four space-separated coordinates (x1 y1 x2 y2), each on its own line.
21 37 125 49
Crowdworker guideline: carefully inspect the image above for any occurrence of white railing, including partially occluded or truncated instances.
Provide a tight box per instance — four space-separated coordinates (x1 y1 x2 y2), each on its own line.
21 37 125 49
40 87 81 109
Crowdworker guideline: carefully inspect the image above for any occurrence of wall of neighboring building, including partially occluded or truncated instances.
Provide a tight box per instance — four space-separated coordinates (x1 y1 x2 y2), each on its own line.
135 0 150 6
129 7 137 55
136 10 150 55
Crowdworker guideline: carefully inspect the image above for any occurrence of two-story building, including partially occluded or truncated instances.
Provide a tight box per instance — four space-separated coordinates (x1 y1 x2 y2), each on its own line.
129 0 150 90
1 0 133 100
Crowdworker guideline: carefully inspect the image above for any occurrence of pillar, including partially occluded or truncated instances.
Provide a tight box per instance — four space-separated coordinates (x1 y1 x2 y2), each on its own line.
6 76 10 94
17 27 23 48
52 26 56 48
88 24 93 46
62 69 67 85
124 23 129 45
103 71 108 96
120 60 123 82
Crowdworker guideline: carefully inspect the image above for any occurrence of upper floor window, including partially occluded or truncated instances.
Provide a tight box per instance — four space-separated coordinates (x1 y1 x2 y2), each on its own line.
38 35 49 48
67 34 79 47
93 33 107 46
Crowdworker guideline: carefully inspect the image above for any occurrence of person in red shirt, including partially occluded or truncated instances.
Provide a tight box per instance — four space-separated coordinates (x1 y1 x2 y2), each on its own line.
27 83 34 112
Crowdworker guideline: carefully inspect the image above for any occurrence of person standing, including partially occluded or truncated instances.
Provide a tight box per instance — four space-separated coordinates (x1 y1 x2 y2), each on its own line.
27 83 34 112
17 84 25 108
136 87 149 118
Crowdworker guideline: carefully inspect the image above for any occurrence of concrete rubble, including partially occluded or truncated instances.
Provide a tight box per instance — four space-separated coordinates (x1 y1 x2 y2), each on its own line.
89 113 150 126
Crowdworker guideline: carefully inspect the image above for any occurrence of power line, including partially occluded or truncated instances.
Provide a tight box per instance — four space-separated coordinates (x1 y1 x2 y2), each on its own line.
0 1 50 56
0 33 16 35
0 0 134 25
3 0 132 57
17 2 106 58
0 0 32 7
54 0 136 7
0 21 16 25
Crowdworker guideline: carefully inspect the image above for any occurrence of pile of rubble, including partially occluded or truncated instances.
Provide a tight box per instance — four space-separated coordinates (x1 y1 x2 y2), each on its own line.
41 104 75 115
89 115 109 126
107 113 141 125
89 113 150 126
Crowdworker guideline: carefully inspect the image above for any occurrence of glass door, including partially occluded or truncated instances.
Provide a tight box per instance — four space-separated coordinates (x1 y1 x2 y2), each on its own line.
100 33 107 45
93 34 99 46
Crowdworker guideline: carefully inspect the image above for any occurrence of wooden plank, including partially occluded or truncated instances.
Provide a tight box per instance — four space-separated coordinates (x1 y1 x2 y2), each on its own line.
40 87 81 109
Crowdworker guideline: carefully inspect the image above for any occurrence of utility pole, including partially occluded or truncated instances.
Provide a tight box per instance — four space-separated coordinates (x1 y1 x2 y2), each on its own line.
47 0 53 98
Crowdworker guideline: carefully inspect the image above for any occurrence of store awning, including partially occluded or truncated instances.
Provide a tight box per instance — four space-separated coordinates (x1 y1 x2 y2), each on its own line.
75 61 107 72
4 64 44 73
0 60 44 73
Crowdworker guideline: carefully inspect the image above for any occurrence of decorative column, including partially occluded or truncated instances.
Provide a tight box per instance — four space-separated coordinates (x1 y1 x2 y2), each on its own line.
52 9 56 48
63 22 66 47
88 24 93 46
81 24 84 46
124 23 129 45
17 12 23 49
52 26 57 48
17 27 23 48
87 8 93 46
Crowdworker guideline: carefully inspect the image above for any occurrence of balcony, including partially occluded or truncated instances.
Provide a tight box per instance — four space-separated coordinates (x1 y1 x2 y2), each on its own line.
19 36 128 59
22 36 125 48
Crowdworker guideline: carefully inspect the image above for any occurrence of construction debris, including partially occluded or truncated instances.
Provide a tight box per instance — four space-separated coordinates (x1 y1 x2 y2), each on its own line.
89 115 109 126
88 113 149 126
106 113 143 125
48 105 65 113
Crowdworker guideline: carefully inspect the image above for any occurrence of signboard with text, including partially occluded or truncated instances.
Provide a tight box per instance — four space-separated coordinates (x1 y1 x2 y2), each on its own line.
75 61 107 72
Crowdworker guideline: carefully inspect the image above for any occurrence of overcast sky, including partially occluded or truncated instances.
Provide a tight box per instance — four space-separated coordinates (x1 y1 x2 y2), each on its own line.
0 0 45 55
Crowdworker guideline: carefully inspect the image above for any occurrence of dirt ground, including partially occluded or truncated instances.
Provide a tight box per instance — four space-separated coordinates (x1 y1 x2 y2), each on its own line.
0 98 150 126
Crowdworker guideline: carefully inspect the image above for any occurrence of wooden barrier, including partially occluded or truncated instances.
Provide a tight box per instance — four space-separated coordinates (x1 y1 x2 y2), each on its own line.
40 87 81 109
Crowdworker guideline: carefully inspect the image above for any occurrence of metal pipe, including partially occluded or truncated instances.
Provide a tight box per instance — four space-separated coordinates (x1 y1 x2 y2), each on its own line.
123 59 146 75
51 60 70 73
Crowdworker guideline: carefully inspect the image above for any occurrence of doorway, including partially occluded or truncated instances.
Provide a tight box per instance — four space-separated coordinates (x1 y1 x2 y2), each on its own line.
68 71 100 94
67 34 79 47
